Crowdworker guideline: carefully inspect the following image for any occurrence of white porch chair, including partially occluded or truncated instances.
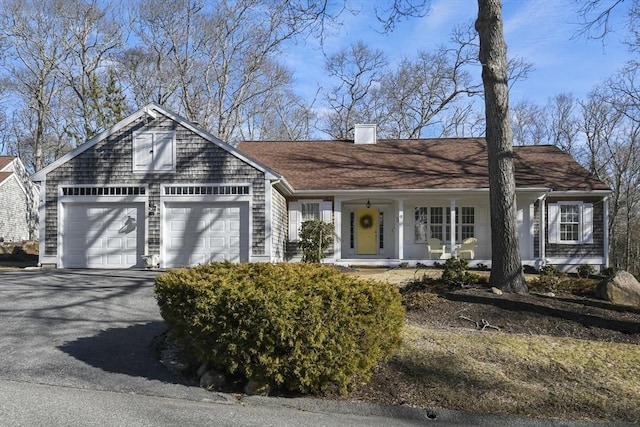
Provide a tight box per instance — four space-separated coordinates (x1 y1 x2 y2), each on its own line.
458 237 477 259
426 238 446 259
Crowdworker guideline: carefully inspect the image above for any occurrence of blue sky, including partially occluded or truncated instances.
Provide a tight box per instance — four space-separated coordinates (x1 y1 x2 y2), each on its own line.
285 0 633 107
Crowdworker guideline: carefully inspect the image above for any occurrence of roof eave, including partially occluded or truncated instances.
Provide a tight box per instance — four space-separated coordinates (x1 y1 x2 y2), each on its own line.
31 106 149 182
31 102 281 182
272 177 294 195
281 186 610 197
547 189 612 196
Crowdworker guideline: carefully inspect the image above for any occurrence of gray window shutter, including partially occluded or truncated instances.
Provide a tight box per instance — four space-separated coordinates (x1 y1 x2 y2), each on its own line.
582 203 594 243
288 201 300 241
548 203 559 243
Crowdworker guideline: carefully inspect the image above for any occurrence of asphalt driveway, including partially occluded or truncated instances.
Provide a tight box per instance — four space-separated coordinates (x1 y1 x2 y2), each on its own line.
0 269 221 401
0 269 625 427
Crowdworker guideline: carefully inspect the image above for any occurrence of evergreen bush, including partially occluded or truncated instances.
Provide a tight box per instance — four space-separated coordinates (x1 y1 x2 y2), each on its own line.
298 220 335 263
441 257 481 287
154 262 404 394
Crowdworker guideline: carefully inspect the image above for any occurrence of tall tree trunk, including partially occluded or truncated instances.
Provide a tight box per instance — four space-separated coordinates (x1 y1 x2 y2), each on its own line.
476 0 527 294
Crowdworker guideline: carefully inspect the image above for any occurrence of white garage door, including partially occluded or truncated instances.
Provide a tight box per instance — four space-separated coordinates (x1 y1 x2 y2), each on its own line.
163 202 249 268
62 204 144 268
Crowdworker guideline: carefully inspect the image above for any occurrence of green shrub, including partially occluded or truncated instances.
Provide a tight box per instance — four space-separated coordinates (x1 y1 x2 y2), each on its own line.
441 257 481 287
298 220 335 263
154 262 404 394
576 264 595 279
527 265 598 295
529 265 565 291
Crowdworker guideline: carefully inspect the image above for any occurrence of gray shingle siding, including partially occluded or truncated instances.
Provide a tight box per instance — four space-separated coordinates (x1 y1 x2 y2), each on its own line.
42 116 266 258
541 196 606 259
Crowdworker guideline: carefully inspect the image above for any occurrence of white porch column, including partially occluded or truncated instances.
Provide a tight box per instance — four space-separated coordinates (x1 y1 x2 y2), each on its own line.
539 195 546 264
397 200 404 260
334 199 342 261
450 199 457 257
264 178 273 260
603 196 609 268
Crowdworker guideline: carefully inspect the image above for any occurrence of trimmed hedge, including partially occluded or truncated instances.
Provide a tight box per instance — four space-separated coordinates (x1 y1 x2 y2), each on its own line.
154 262 404 394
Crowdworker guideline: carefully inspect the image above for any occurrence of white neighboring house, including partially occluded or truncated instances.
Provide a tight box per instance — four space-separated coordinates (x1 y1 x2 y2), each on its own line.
0 156 39 242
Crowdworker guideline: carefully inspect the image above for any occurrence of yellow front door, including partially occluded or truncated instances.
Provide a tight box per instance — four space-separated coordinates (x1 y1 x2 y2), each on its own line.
356 208 378 255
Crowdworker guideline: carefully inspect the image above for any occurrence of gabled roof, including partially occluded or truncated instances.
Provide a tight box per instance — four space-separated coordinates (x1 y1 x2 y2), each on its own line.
0 156 15 186
237 138 610 192
31 103 280 182
0 156 15 171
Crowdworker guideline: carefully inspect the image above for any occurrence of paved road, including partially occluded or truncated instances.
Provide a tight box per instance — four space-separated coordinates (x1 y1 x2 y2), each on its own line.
0 269 628 426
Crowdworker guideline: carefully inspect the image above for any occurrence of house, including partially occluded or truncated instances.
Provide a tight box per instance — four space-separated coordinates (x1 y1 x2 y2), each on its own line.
31 103 610 270
0 155 39 242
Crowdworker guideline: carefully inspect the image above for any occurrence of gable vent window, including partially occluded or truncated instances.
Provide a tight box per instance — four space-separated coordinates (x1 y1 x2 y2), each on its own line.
164 185 250 196
62 186 146 196
133 130 176 172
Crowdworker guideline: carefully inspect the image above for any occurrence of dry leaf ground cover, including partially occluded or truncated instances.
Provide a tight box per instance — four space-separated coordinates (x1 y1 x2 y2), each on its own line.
331 268 640 423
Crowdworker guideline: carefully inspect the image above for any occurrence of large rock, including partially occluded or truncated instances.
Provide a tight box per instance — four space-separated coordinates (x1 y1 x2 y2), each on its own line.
596 271 640 307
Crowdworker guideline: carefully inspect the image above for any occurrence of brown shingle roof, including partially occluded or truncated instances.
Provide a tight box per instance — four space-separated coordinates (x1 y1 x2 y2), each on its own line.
0 172 12 185
237 138 609 192
0 156 15 171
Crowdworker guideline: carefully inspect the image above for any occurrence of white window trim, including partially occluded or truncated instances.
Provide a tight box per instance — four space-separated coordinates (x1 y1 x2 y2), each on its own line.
413 206 475 243
548 201 594 244
288 200 332 241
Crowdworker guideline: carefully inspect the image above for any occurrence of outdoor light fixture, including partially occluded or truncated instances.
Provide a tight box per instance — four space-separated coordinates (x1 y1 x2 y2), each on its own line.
366 199 371 208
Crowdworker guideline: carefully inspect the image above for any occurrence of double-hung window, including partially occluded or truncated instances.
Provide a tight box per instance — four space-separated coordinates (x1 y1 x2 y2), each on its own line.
431 207 445 241
560 204 580 242
548 202 593 244
461 207 475 240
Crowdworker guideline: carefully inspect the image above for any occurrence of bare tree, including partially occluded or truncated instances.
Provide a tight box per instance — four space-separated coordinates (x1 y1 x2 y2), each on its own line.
510 100 547 146
124 0 205 113
546 93 580 155
438 101 486 137
476 0 527 293
575 0 627 41
381 24 482 138
58 0 126 144
118 46 176 107
322 41 388 139
0 0 73 170
122 0 324 142
240 70 317 141
511 94 579 155
581 69 640 272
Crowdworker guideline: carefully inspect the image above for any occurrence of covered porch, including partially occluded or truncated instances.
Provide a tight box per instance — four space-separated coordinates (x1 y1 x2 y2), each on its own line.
330 190 548 269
